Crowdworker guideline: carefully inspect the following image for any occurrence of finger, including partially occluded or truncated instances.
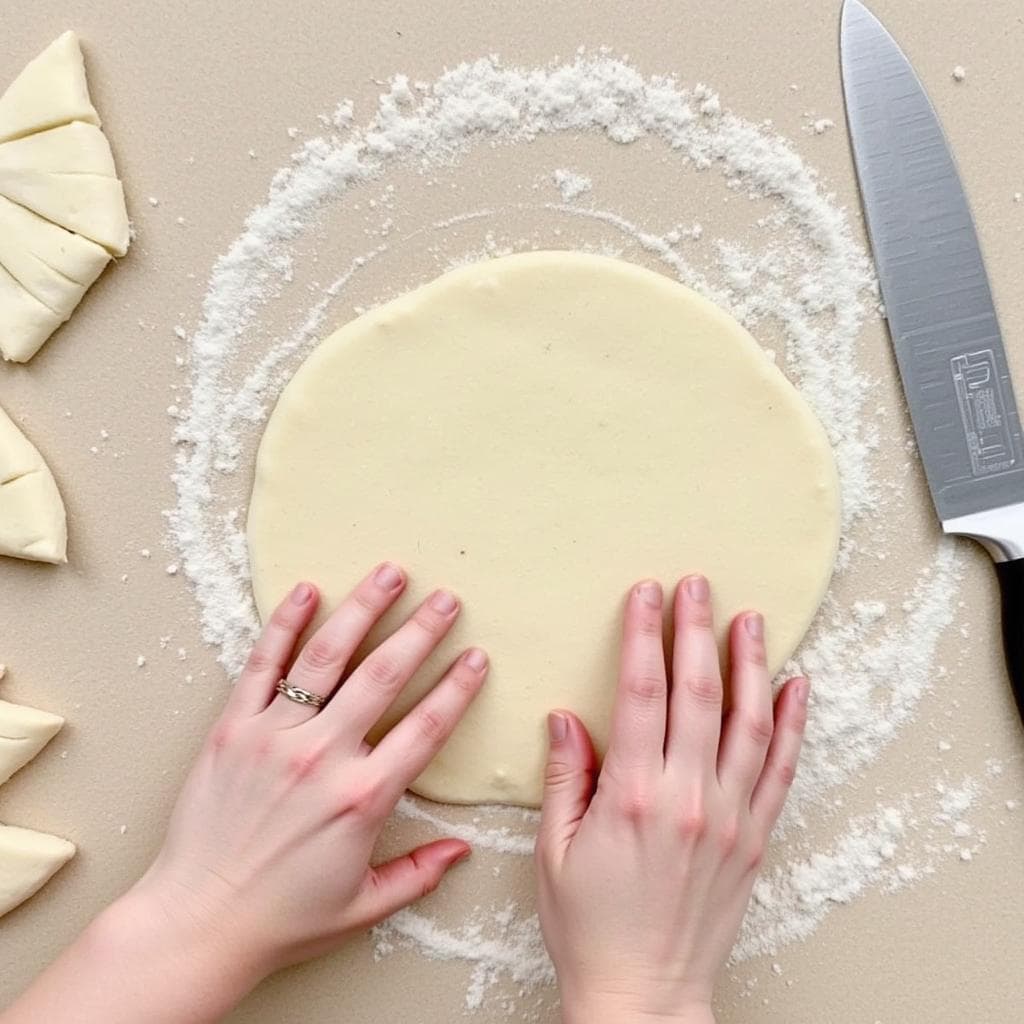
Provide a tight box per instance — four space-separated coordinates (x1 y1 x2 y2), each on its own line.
225 582 320 718
536 711 598 866
350 839 470 927
750 677 809 829
665 575 723 776
603 581 668 779
716 612 774 795
317 588 461 744
265 562 406 728
369 648 488 797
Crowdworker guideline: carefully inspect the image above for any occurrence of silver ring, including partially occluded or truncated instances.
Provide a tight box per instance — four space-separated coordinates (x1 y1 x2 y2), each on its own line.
275 679 327 709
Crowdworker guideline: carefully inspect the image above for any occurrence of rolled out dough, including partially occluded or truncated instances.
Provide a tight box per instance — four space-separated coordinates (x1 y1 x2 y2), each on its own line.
248 252 840 806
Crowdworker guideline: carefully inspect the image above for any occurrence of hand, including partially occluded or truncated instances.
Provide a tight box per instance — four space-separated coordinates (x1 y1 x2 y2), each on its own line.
535 576 809 1024
4 564 487 1024
137 563 488 974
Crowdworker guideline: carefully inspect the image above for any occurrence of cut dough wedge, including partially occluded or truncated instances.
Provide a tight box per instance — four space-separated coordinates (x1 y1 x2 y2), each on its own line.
0 195 109 321
0 263 62 363
0 824 75 919
0 402 67 563
0 170 128 257
0 122 118 176
0 698 64 786
0 31 129 361
0 31 98 144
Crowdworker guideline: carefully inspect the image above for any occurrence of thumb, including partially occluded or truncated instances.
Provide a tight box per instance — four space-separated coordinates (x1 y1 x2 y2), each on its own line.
538 710 597 863
353 839 470 926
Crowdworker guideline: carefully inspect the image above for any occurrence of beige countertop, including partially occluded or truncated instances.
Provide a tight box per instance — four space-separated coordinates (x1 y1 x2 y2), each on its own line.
2 2 1023 1021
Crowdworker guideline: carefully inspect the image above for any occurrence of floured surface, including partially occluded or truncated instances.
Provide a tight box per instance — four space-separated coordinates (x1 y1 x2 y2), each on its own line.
249 251 840 806
1 3 1023 1023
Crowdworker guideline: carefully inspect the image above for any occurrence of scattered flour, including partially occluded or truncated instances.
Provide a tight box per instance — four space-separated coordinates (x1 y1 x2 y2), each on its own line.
739 805 910 960
167 52 976 1012
952 65 967 82
551 167 592 201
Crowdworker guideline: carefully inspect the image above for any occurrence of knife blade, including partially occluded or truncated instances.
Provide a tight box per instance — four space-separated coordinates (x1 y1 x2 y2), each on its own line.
840 0 1024 722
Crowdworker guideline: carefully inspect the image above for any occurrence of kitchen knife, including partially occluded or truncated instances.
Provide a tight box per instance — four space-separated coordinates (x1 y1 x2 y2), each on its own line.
840 0 1024 723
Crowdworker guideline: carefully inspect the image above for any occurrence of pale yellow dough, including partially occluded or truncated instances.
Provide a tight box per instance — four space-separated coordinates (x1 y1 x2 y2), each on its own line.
0 31 98 144
0 403 68 563
0 698 64 786
0 31 128 363
248 252 840 806
0 825 75 919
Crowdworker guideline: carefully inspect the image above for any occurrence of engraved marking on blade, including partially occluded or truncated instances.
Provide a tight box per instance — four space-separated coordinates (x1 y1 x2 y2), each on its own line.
951 350 1016 476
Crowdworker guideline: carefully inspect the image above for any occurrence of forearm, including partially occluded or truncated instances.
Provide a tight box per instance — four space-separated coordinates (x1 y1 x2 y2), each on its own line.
2 889 263 1024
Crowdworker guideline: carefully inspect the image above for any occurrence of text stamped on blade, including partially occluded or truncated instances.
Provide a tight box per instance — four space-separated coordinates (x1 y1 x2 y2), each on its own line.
951 350 1018 477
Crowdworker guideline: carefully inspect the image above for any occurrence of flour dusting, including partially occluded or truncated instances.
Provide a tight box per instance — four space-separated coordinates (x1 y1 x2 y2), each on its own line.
168 52 977 1014
552 168 592 201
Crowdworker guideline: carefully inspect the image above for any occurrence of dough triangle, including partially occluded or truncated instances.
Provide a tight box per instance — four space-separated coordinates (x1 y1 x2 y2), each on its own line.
0 699 64 787
0 262 63 363
0 196 110 285
0 122 118 176
0 196 108 319
0 402 67 563
0 824 75 919
0 31 99 144
0 169 128 256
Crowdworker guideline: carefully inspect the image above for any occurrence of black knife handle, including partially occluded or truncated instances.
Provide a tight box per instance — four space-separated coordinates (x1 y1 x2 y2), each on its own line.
995 558 1024 725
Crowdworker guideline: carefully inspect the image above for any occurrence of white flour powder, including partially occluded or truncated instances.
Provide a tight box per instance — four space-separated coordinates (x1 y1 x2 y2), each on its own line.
552 168 592 201
168 53 980 1013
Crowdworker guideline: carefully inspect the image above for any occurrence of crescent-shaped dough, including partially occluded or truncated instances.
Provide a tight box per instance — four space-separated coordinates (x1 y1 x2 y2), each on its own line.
0 825 75 919
0 31 98 144
248 252 841 806
0 699 64 787
0 403 67 564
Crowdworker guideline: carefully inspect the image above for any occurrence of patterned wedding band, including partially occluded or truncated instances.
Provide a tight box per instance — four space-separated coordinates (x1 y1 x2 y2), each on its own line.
275 679 327 709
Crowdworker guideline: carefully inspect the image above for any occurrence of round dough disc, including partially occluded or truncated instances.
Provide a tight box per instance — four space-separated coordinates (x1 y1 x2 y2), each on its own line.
248 252 840 807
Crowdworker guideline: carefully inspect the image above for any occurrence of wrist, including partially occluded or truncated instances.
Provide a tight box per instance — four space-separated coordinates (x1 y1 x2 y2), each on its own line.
559 992 715 1024
85 885 266 1021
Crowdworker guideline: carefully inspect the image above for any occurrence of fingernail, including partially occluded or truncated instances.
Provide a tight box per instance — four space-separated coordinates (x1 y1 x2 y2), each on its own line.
638 581 662 607
291 582 314 605
374 563 403 590
431 589 458 614
548 712 568 743
452 847 472 866
464 647 488 671
796 678 810 705
744 612 763 640
686 575 709 601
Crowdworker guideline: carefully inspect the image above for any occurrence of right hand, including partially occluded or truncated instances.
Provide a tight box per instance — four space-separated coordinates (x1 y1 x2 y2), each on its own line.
535 575 809 1024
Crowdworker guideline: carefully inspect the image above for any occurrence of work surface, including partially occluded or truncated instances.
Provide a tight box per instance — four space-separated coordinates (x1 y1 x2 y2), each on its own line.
2 2 1023 1021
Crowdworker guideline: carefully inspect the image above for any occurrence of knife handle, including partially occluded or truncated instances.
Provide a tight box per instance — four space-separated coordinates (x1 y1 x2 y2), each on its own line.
995 558 1024 724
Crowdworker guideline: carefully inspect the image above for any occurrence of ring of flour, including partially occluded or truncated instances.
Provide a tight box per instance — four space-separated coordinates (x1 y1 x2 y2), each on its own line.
169 54 967 1001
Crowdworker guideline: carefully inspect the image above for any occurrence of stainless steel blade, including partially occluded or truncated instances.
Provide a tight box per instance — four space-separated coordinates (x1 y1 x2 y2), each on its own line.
841 0 1024 549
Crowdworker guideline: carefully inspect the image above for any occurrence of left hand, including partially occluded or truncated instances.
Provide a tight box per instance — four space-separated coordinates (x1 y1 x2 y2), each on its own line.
133 564 487 977
7 563 490 1024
